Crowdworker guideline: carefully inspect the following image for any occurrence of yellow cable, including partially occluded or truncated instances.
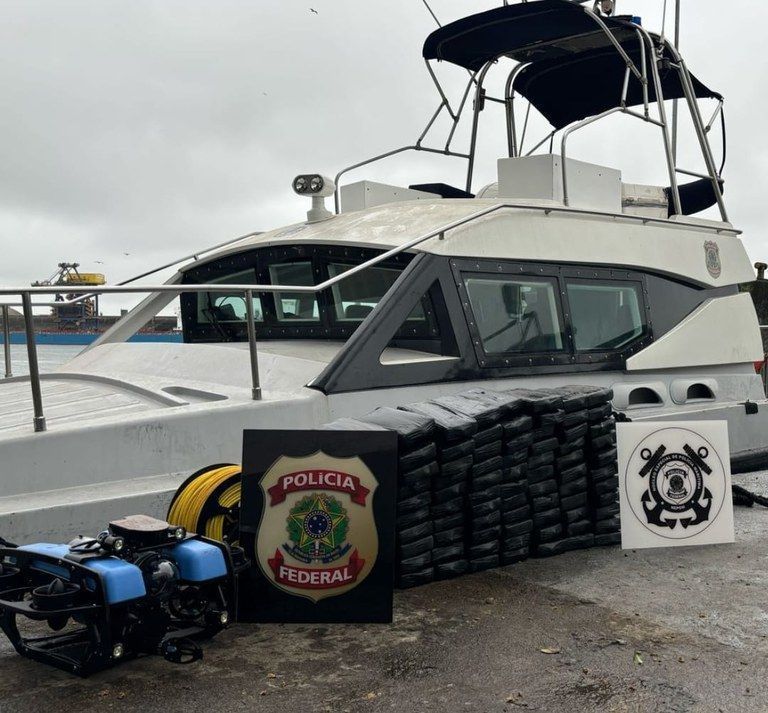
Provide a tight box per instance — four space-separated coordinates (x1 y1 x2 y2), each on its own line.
168 465 242 543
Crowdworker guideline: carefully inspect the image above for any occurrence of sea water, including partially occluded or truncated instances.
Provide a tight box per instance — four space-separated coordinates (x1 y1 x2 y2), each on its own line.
4 344 83 376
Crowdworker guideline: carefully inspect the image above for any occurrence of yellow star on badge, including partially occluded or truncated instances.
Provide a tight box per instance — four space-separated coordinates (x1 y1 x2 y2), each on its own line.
289 494 346 550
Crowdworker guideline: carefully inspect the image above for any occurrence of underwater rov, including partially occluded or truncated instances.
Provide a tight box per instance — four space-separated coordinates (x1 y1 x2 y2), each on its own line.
0 515 248 676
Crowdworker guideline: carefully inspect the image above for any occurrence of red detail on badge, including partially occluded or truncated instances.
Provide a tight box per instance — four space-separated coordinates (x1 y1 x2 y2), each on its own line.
267 549 366 590
267 470 370 506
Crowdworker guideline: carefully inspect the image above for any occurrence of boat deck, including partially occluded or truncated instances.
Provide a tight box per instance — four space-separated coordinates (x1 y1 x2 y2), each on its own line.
2 472 767 712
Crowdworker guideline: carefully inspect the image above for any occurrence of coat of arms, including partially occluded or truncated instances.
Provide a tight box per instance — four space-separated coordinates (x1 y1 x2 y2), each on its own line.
256 452 378 602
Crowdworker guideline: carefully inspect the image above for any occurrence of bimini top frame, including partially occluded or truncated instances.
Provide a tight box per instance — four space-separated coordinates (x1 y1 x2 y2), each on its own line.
333 0 728 222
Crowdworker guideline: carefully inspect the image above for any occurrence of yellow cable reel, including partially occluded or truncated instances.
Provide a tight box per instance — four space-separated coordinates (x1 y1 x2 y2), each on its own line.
167 464 243 544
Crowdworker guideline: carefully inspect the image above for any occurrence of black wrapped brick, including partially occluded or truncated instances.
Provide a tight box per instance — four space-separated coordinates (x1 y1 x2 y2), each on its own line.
471 470 504 491
397 506 431 531
559 477 588 498
468 555 500 573
397 568 434 589
398 520 433 544
433 526 464 547
433 512 464 531
432 482 466 504
469 525 502 545
431 497 465 518
503 519 534 537
359 407 435 447
560 493 589 510
434 559 469 579
398 536 434 560
432 543 465 564
528 479 558 497
399 401 477 442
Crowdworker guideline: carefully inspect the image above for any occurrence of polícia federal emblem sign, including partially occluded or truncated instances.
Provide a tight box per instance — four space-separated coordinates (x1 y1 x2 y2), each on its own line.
256 452 378 602
704 240 721 278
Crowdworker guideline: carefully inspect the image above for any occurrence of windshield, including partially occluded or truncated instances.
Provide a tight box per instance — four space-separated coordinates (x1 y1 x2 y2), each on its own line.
181 245 436 343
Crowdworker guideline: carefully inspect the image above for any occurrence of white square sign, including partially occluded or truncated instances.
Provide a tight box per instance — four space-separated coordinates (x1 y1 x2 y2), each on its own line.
616 421 734 550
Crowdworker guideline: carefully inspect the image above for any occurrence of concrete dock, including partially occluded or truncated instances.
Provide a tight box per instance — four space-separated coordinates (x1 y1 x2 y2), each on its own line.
2 473 768 712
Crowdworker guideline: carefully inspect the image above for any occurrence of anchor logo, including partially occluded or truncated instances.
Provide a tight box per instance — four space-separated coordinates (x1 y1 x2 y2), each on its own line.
624 427 726 541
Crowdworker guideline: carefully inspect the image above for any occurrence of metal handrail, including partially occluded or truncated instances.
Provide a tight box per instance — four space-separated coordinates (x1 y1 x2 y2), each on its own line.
0 199 742 434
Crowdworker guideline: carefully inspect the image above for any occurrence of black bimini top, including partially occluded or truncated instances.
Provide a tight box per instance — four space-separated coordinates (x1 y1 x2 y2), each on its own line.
422 0 636 70
423 0 721 130
514 45 721 130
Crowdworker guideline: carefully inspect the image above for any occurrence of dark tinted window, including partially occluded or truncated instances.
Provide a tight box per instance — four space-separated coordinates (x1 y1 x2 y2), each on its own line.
463 275 564 354
566 280 645 350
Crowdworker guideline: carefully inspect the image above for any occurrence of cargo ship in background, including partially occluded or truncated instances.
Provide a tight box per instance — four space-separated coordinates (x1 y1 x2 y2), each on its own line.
0 262 181 345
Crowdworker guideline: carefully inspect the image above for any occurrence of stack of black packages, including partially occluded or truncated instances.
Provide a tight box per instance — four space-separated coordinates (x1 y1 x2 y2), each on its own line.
461 389 535 565
581 388 621 546
398 401 478 580
356 407 437 588
432 392 505 573
506 389 571 557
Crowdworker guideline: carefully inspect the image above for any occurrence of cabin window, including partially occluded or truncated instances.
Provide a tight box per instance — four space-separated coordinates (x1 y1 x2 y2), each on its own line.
328 263 425 323
268 261 320 322
463 275 564 355
198 269 263 324
566 280 645 351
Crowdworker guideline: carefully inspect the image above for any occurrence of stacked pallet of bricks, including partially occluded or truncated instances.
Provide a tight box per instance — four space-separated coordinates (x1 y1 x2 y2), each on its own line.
456 389 536 567
400 401 478 582
324 384 620 589
430 393 508 574
321 409 438 589
355 408 439 589
581 389 621 547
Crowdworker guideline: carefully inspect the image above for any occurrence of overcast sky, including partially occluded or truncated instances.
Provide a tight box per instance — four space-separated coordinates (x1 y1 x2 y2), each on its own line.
2 0 767 315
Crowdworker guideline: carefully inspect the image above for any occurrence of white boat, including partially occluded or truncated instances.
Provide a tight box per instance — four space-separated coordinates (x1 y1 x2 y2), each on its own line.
1 0 765 542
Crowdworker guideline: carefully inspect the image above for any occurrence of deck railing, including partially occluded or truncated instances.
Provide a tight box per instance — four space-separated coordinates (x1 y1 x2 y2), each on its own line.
0 201 741 433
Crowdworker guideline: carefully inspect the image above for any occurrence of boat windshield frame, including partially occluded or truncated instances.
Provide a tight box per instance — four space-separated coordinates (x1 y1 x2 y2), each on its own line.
179 244 442 346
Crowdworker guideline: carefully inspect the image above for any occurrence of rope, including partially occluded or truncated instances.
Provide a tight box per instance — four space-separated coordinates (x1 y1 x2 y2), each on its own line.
732 484 768 509
167 464 242 543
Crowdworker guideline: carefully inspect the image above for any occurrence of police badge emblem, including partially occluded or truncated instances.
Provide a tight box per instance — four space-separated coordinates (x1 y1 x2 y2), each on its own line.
256 451 379 602
619 424 734 547
704 240 721 278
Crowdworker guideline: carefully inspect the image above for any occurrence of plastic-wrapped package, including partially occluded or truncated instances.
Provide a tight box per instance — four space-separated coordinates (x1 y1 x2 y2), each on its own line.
468 555 500 572
503 519 533 537
594 532 621 546
433 512 464 532
432 482 466 504
536 522 563 544
398 551 433 574
397 568 434 588
431 497 464 518
399 442 438 471
397 507 431 531
474 440 503 460
398 536 434 560
434 559 469 579
532 508 561 528
358 407 435 447
397 492 432 515
529 479 558 497
432 543 465 564
502 534 531 551
440 439 475 461
530 437 559 455
433 393 503 427
320 417 388 432
505 388 563 413
502 506 531 524
460 388 525 417
472 456 504 478
399 520 433 543
500 548 529 565
468 525 501 545
399 401 477 442
474 424 504 446
568 520 593 536
468 540 499 559
503 415 533 437
471 470 504 491
433 527 464 547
